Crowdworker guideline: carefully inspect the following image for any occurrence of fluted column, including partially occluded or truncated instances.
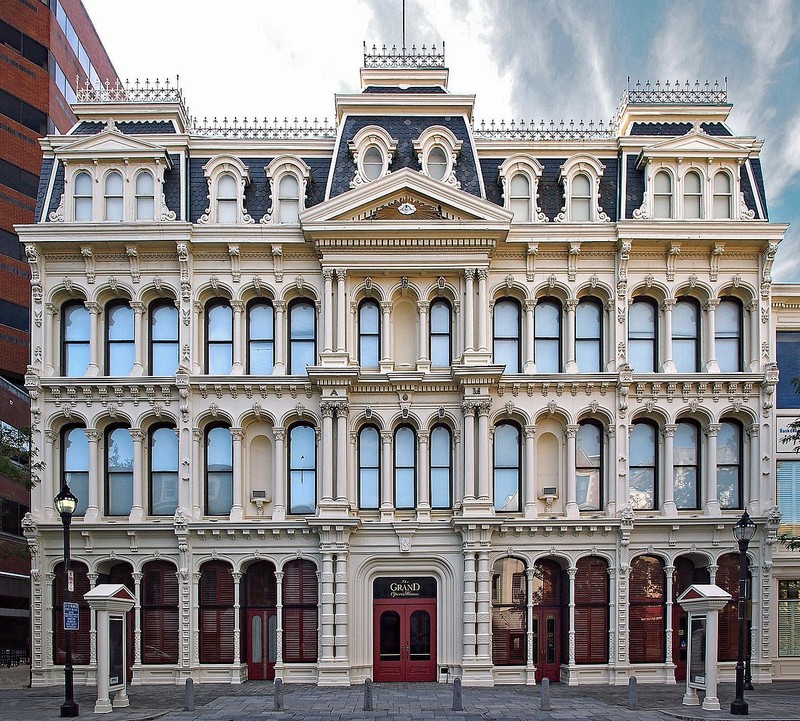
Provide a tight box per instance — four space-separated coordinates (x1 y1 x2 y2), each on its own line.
462 551 477 662
705 424 721 515
274 570 285 678
320 553 335 661
565 299 577 373
523 299 536 373
336 269 347 353
85 301 100 376
464 269 475 353
664 565 675 665
273 428 286 520
747 424 760 512
567 566 577 665
273 301 286 374
477 401 491 501
230 427 244 520
477 269 488 352
662 299 675 372
523 424 538 518
704 299 720 372
417 430 430 516
130 301 145 376
380 430 393 514
476 550 492 660
322 269 334 353
380 301 392 367
85 428 100 521
336 404 349 502
129 428 145 522
417 300 430 365
132 572 143 667
231 300 244 375
662 424 677 516
232 570 242 666
320 403 335 502
565 424 579 517
462 402 476 500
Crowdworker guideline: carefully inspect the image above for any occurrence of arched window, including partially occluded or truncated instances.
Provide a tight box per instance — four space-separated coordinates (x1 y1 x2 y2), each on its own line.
576 421 603 511
427 146 448 181
135 171 155 220
73 171 92 221
629 555 666 663
149 301 179 375
358 300 380 370
205 425 233 516
713 172 733 219
53 561 90 665
653 171 673 218
494 422 521 512
674 420 701 510
216 173 238 223
248 300 274 374
430 299 451 367
629 299 657 372
718 420 742 509
535 297 561 373
574 556 609 664
206 300 233 374
149 425 178 516
358 426 380 509
570 173 592 221
62 426 89 516
282 559 318 663
509 173 531 222
106 425 133 516
716 298 742 372
288 423 316 514
106 301 134 376
630 421 658 510
430 425 452 509
494 299 520 373
491 557 527 665
394 425 416 509
104 170 123 221
278 174 300 224
683 171 702 219
673 298 700 373
199 561 234 663
289 300 315 375
62 301 90 376
576 298 602 373
141 560 179 664
362 146 384 181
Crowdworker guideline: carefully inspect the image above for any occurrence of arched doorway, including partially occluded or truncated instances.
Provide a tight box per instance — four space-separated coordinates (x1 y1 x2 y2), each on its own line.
532 559 562 682
672 556 710 681
242 561 277 680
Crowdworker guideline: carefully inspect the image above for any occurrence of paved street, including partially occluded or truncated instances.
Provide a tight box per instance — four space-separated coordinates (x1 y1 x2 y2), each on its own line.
1 680 799 721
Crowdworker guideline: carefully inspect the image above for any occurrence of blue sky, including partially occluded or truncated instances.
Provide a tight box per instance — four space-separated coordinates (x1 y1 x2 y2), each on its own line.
83 0 799 277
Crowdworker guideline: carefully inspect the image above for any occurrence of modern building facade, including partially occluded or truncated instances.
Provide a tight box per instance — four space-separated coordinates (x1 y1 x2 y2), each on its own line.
18 48 799 687
0 0 117 663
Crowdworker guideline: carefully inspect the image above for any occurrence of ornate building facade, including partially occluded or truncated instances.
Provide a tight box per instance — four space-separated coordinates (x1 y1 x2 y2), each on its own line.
18 48 799 687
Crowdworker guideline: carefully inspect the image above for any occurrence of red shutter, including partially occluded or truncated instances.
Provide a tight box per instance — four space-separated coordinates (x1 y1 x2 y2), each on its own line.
142 561 179 664
199 561 235 664
629 556 665 663
283 560 318 662
574 557 609 664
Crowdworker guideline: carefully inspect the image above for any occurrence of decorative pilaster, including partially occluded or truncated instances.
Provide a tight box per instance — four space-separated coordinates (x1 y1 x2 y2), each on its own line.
273 301 286 374
565 298 577 373
523 299 536 373
380 301 393 372
523 425 538 518
417 300 430 370
664 565 675 666
661 299 676 373
320 403 335 503
565 425 579 517
232 570 242 669
336 269 347 353
662 425 677 517
130 301 145 376
477 269 488 352
84 429 100 521
230 300 244 375
274 570 284 679
85 301 100 376
464 269 475 354
704 424 721 516
230 428 244 521
477 400 491 501
323 269 334 353
129 429 145 522
704 299 720 372
380 430 394 519
567 566 577 665
417 430 431 519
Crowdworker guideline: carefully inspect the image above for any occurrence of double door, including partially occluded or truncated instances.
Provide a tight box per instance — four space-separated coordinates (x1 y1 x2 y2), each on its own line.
246 609 276 680
532 608 561 682
373 599 436 682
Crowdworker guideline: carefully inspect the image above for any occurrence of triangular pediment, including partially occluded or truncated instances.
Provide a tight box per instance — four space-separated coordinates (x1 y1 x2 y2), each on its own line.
638 126 750 165
56 121 171 164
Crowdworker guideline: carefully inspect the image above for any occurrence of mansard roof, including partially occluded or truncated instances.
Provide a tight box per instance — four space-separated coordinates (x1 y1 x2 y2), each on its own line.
54 120 173 164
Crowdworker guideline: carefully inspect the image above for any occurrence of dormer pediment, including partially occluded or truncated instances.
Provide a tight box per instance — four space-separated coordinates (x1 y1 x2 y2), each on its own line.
56 120 172 166
637 126 750 168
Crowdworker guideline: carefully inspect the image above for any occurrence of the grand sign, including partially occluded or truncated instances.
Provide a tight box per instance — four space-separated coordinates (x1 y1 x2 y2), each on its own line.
374 576 437 599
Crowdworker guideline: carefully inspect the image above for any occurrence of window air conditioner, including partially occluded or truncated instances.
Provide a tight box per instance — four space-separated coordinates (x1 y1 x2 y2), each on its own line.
538 486 558 500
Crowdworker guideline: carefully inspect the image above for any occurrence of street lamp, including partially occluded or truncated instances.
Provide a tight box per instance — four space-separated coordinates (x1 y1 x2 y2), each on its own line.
54 484 79 718
730 510 756 716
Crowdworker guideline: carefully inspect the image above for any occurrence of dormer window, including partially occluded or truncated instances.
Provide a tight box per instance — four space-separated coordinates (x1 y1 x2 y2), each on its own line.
556 154 610 223
427 146 448 181
217 174 238 223
713 171 732 218
362 146 383 181
413 125 462 187
683 170 702 219
498 155 546 223
135 171 155 220
570 173 592 221
349 126 398 188
104 171 123 221
509 175 531 221
261 155 311 225
199 155 254 225
653 171 673 218
73 171 92 221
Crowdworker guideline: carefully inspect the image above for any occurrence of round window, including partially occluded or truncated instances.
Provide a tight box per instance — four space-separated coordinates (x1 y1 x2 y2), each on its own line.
428 146 448 180
363 146 383 181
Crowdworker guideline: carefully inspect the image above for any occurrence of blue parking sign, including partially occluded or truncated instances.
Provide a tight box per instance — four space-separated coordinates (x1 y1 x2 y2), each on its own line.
63 602 79 631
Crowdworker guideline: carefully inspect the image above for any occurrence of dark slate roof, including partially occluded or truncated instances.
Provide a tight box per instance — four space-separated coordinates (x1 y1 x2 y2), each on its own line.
329 116 481 199
164 154 182 220
306 158 332 207
625 154 644 219
480 159 505 207
629 122 732 136
739 161 767 220
362 86 447 94
71 120 176 135
46 160 64 221
35 157 54 222
749 158 768 220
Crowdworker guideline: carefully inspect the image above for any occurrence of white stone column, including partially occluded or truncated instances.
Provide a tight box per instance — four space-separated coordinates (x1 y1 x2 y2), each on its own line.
380 301 393 369
85 301 100 376
747 300 760 371
274 570 284 678
232 570 242 667
664 565 675 665
464 269 475 353
477 269 489 353
230 300 244 375
129 429 145 522
87 572 98 668
380 430 393 516
417 300 430 366
565 299 577 373
417 430 430 517
272 428 286 520
45 303 58 375
130 301 145 376
523 425 537 518
565 424 579 517
704 299 720 372
336 269 347 353
131 571 143 668
334 554 349 664
462 551 477 662
273 301 286 374
662 299 675 372
662 424 677 517
320 403 335 502
453 428 463 508
347 428 357 507
523 299 536 373
230 427 244 521
747 424 760 512
477 401 491 501
462 402 476 500
525 567 536 681
190 428 202 518
85 428 100 521
476 550 491 661
567 566 577 665
704 423 721 516
322 269 334 353
606 426 617 515
336 404 349 502
320 553 335 662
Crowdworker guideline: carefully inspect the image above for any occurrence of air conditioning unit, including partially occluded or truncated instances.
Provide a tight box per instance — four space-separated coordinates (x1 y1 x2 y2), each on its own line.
251 490 268 500
538 486 558 500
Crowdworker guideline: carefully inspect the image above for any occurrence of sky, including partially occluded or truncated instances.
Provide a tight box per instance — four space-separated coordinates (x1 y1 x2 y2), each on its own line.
82 0 800 280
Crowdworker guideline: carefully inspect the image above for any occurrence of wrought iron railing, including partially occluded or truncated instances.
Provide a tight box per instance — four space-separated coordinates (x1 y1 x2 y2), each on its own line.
76 78 184 104
189 116 337 139
363 42 445 68
473 118 615 141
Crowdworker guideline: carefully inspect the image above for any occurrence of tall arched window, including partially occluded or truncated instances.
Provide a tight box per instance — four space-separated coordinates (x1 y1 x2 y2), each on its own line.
430 425 452 509
716 298 742 372
248 300 274 374
106 301 134 376
282 559 318 663
494 422 521 512
358 426 380 509
492 557 527 665
199 561 234 663
574 556 609 664
289 300 315 375
141 560 179 664
288 423 316 514
205 424 233 516
278 175 300 224
62 301 90 376
534 298 561 373
62 426 89 516
576 298 602 372
394 426 416 509
673 298 700 373
106 425 133 516
104 170 123 221
576 421 603 511
430 299 452 367
653 171 673 218
216 173 238 223
674 420 701 510
494 299 520 373
74 171 92 221
149 425 178 515
206 300 233 374
718 420 742 509
630 421 658 510
149 301 179 375
570 173 592 221
713 172 733 219
683 171 702 219
629 299 657 372
629 555 666 663
135 171 155 220
509 173 531 222
358 300 380 369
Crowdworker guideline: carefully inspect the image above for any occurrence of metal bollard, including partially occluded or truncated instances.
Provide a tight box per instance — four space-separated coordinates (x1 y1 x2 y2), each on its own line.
184 677 194 712
627 675 637 710
540 677 551 711
452 677 463 711
274 677 284 711
363 677 374 711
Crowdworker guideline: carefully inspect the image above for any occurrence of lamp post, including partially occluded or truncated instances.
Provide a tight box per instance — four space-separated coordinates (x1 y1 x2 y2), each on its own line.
730 510 756 716
54 484 79 718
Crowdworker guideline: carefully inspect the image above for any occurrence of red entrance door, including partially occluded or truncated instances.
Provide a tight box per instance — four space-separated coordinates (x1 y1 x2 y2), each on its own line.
532 609 561 682
246 609 276 680
373 599 436 682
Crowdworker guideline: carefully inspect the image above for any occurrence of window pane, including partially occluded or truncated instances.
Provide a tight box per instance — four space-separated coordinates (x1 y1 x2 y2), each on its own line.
151 304 179 375
654 172 671 194
395 427 415 509
510 174 529 196
289 425 316 514
511 198 530 222
363 146 383 180
430 300 451 367
430 426 451 509
684 194 702 219
208 304 232 341
218 199 237 223
576 423 602 510
359 427 379 509
630 423 656 510
494 424 520 512
152 343 179 375
75 172 92 195
151 427 179 515
714 172 731 193
249 302 274 374
535 300 560 372
535 300 560 336
108 428 134 516
218 174 237 199
207 427 232 515
105 171 123 195
66 344 90 376
495 300 520 372
65 304 90 340
573 174 591 196
535 340 560 373
105 172 123 221
672 301 699 373
290 302 315 374
571 197 591 222
64 427 89 516
684 172 701 193
428 147 448 180
717 422 740 465
629 301 656 372
105 198 123 221
653 195 672 218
